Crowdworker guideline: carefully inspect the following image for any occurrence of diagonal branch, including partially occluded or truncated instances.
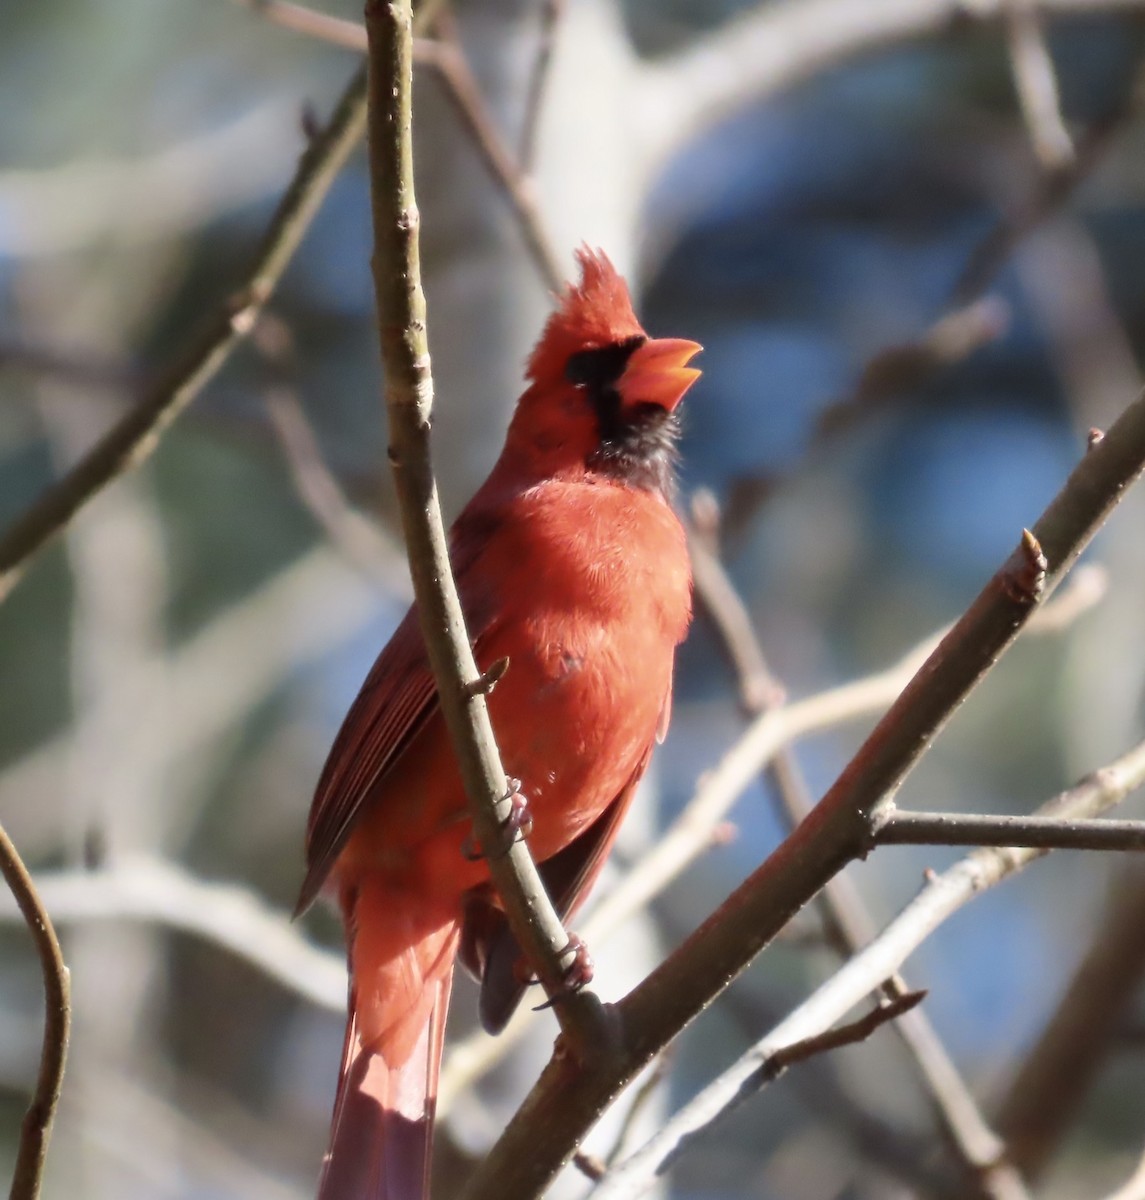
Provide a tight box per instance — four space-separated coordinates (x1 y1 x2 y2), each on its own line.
460 388 1145 1200
0 65 369 603
0 825 70 1200
689 496 1031 1200
594 737 1145 1196
363 0 607 1058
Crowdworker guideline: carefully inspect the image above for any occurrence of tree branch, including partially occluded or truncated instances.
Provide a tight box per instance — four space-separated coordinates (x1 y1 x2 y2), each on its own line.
1004 0 1075 171
689 494 1031 1200
0 64 369 603
0 857 346 1014
875 810 1145 851
460 389 1145 1200
638 0 1145 171
593 737 1145 1196
363 0 606 1058
0 825 70 1200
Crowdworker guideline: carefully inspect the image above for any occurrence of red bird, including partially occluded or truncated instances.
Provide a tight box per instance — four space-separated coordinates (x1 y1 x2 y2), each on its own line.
297 248 700 1200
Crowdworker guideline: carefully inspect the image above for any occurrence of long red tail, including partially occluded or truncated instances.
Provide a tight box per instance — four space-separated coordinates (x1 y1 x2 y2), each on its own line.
318 888 458 1200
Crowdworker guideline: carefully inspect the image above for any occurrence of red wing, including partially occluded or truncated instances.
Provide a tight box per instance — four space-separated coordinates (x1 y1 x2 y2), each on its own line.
296 522 498 917
463 745 653 1034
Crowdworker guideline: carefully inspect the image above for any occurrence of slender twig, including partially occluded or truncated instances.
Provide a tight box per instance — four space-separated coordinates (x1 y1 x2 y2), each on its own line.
461 391 1145 1200
0 65 369 603
0 825 70 1200
952 99 1134 305
727 82 1135 536
592 738 1145 1198
876 810 1145 850
231 0 368 50
436 564 1104 1113
518 0 564 172
251 315 407 586
417 18 564 291
235 0 565 291
689 494 1031 1200
363 0 606 1058
766 989 927 1074
264 385 406 585
1004 0 1075 171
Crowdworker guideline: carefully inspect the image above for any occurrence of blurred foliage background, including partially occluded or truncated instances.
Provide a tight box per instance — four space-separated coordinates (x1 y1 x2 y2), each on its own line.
1 1 1145 1197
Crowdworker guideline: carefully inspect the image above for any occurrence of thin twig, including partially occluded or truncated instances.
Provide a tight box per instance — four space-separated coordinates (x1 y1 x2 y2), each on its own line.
766 990 927 1075
436 565 1105 1113
876 810 1145 850
236 0 565 290
417 17 564 291
0 65 369 603
461 390 1145 1200
363 0 606 1057
952 99 1134 305
592 738 1145 1197
518 0 564 172
252 315 408 586
1004 0 1075 171
0 825 70 1200
231 0 368 50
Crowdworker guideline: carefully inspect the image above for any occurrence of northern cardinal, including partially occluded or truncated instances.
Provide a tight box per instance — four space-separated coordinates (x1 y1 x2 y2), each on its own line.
297 248 700 1200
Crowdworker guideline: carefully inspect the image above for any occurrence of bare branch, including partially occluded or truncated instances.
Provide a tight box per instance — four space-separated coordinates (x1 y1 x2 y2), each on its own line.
875 809 1145 851
595 738 1145 1197
234 0 565 290
0 101 302 258
461 389 1145 1200
417 18 564 292
0 65 369 603
689 494 1031 1200
1004 0 1075 170
363 0 606 1056
0 857 345 1013
519 0 565 172
252 315 409 587
0 825 70 1200
229 0 368 50
638 0 1145 171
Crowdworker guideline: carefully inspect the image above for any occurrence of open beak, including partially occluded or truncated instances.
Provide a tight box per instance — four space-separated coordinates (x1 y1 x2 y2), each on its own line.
620 337 702 412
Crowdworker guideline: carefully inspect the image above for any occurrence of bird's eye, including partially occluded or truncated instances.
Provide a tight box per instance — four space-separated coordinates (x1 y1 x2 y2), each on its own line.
565 336 645 389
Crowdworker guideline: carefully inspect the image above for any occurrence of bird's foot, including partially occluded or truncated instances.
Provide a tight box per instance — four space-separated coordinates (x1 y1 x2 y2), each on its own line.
462 778 532 861
532 933 596 1011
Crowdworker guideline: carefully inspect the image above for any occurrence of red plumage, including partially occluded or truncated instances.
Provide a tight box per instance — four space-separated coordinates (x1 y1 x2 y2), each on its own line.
299 248 700 1200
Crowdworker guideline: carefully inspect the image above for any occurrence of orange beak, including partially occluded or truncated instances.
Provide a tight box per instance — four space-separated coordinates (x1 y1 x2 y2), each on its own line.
619 337 702 412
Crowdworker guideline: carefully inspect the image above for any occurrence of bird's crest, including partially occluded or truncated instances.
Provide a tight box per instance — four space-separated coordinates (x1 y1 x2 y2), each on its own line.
527 247 646 382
